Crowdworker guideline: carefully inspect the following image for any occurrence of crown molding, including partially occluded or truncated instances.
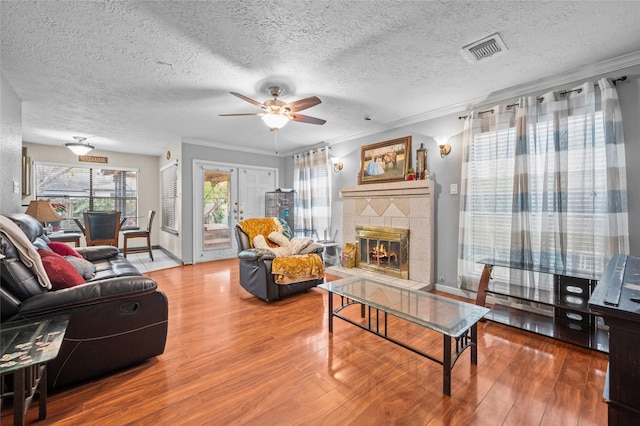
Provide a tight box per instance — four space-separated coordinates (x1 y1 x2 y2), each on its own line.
463 50 640 111
182 137 280 157
189 51 640 153
327 50 640 147
184 137 333 158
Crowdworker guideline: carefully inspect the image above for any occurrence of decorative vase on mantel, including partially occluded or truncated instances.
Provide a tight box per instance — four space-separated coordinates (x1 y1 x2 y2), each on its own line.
416 143 427 180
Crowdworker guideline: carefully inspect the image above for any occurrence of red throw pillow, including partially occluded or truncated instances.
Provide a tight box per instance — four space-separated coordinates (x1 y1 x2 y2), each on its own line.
48 241 83 258
38 249 85 289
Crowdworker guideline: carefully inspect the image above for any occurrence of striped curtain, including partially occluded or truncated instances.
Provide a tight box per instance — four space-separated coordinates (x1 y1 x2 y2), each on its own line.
458 78 629 291
293 149 331 238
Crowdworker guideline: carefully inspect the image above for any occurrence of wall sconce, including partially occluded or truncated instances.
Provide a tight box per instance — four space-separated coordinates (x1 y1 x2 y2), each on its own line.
435 137 452 158
331 157 343 172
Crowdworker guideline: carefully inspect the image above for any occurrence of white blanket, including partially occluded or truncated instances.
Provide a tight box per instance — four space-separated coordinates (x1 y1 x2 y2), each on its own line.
0 215 52 289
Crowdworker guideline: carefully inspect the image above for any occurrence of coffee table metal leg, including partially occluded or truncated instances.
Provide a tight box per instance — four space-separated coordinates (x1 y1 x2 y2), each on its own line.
38 365 47 420
14 368 25 426
471 324 478 365
328 291 334 333
443 335 452 396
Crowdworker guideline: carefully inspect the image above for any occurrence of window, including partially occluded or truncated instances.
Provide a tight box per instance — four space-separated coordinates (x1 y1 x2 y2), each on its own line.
161 161 178 234
34 162 137 226
459 80 629 291
467 113 607 273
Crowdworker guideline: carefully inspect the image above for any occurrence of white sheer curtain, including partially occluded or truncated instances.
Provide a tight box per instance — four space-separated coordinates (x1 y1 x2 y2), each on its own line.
293 149 331 238
458 78 629 291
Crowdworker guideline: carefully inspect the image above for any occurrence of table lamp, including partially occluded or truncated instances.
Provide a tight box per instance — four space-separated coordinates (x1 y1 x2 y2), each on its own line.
25 199 63 226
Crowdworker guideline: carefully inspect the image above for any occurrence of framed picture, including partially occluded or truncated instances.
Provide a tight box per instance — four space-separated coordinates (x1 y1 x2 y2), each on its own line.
359 136 412 184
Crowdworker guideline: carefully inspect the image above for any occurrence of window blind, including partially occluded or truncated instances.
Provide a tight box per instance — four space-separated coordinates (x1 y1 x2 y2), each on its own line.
34 162 137 220
161 162 178 233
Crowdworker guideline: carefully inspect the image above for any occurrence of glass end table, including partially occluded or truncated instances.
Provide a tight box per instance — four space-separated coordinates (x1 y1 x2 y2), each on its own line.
1 315 69 426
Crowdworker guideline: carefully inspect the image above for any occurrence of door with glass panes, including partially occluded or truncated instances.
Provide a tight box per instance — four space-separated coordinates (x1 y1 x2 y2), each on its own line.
193 161 277 263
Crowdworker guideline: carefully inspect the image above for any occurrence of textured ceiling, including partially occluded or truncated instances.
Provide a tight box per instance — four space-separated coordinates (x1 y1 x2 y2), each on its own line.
2 1 640 156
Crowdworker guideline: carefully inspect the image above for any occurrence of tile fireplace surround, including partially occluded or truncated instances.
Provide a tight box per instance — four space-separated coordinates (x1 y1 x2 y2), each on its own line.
333 180 434 288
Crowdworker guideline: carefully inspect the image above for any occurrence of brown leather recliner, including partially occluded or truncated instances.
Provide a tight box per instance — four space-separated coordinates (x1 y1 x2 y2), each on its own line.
0 213 168 389
234 223 324 302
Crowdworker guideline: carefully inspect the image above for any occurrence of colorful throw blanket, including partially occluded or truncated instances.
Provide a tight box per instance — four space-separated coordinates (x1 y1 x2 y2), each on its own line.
238 218 323 284
272 254 324 285
237 218 285 248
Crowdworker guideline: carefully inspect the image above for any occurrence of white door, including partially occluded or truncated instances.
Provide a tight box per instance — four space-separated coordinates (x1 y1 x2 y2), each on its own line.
193 161 277 263
238 167 278 221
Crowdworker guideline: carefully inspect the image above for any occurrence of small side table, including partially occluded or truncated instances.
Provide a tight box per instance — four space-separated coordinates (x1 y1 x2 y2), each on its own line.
47 232 82 247
1 315 69 426
317 241 340 266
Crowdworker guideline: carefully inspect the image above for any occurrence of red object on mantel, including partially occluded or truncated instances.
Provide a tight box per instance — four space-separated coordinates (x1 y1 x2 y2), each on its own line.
405 173 416 181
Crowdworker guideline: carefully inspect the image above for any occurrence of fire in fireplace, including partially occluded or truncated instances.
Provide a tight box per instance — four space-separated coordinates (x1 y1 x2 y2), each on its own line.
355 225 409 279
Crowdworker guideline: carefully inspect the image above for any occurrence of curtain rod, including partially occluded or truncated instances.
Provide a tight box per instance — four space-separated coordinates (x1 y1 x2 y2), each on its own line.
458 76 627 119
292 146 331 158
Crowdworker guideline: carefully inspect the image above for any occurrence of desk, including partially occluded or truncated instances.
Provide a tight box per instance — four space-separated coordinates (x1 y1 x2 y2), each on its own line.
319 277 489 396
589 254 640 424
1 315 69 426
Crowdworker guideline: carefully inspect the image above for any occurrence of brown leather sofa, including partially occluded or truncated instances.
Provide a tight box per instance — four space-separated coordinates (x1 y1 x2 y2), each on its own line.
234 222 324 302
0 213 168 389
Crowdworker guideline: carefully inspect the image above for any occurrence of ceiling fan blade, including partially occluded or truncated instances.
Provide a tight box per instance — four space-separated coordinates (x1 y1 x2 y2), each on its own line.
230 92 264 108
285 96 321 112
219 113 262 117
291 114 326 125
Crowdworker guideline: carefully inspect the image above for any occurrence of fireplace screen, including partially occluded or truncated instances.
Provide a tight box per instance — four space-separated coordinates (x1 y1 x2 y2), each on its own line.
356 226 409 279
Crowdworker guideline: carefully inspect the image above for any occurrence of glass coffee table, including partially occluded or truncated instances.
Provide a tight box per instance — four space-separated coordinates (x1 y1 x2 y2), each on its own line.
319 277 490 396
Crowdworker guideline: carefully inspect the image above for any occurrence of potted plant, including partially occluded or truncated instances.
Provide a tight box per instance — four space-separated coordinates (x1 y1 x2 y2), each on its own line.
50 202 67 231
405 168 416 181
52 203 67 216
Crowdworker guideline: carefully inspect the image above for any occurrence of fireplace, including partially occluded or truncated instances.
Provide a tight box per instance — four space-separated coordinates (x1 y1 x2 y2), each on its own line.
340 180 434 286
356 225 409 279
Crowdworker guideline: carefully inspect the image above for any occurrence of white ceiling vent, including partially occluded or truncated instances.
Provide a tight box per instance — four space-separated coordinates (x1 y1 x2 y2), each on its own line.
462 33 508 62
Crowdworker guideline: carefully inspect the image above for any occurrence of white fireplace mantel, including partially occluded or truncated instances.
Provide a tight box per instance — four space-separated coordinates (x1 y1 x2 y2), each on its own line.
340 179 434 286
340 179 433 198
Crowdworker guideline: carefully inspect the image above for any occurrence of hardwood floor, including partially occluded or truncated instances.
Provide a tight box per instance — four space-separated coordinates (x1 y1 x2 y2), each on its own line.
2 259 608 425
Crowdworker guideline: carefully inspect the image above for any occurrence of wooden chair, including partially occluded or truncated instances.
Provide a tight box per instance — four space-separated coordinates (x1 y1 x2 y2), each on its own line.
123 210 155 260
82 211 121 246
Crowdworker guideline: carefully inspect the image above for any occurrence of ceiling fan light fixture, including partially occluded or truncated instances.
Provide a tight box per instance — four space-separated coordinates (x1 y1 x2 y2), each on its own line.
65 136 94 155
261 113 290 131
221 86 324 130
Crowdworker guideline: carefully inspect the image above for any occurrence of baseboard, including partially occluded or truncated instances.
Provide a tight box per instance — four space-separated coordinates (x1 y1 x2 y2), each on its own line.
434 284 477 300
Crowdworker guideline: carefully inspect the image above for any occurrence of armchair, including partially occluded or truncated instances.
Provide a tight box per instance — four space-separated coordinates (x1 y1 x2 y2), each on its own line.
234 218 324 302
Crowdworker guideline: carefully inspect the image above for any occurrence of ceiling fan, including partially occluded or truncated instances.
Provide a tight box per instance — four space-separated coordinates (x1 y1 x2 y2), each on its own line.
219 86 326 131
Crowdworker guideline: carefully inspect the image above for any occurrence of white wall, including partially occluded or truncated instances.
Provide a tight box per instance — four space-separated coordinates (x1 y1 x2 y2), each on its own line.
22 143 161 250
0 75 23 214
